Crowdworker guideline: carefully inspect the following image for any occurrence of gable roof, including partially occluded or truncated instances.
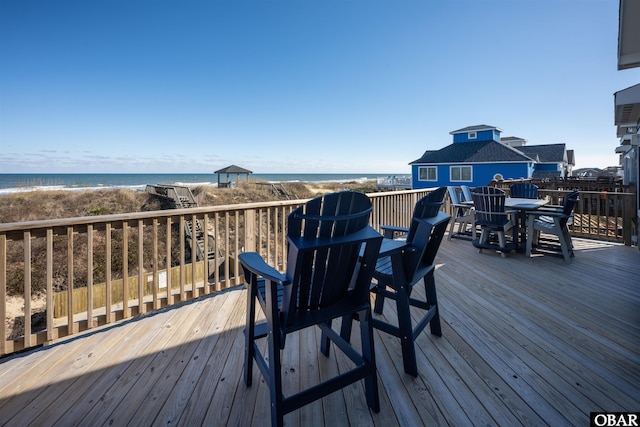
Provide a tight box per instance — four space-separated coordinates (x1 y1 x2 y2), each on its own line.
214 164 253 174
517 144 566 163
410 140 534 165
450 124 503 134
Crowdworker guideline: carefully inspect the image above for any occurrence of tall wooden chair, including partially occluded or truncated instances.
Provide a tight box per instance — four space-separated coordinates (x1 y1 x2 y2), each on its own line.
471 186 517 257
239 191 383 426
509 182 539 199
526 190 579 262
447 186 475 240
346 192 450 377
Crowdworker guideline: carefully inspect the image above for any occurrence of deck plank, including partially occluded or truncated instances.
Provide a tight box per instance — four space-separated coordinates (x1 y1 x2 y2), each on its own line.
0 236 638 426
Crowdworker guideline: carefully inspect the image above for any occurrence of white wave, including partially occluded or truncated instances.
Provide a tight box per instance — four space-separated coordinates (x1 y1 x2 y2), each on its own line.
0 184 148 195
171 181 216 187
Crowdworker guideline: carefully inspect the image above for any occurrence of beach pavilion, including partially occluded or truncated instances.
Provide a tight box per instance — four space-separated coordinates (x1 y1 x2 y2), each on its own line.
214 164 253 188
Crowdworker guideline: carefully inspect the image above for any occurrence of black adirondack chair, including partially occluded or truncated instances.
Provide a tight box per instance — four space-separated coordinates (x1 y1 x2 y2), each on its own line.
380 186 447 240
509 182 539 199
345 190 450 377
239 191 383 427
471 186 517 257
526 190 579 262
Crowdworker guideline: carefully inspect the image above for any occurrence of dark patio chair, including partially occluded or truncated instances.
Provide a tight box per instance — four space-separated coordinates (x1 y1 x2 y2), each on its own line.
381 186 447 240
447 186 475 240
509 182 539 199
471 186 517 257
526 190 579 263
345 193 450 377
239 191 383 426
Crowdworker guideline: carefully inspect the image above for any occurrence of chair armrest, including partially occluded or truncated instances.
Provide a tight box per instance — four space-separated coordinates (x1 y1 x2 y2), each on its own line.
381 225 409 239
536 205 563 212
527 210 567 219
239 252 287 284
474 209 513 217
452 202 473 211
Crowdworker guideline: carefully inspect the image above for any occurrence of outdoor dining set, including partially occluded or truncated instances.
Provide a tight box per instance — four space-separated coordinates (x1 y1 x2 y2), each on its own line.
237 185 579 426
447 183 580 263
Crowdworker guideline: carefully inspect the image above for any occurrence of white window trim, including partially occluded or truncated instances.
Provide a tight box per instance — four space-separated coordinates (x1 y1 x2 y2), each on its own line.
450 165 473 182
468 132 477 139
418 166 437 181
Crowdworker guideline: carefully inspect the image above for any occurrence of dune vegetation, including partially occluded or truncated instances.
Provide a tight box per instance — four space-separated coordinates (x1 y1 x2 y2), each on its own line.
1 180 377 338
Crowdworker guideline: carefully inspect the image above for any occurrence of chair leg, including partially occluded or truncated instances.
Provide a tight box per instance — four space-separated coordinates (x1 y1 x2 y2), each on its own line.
447 217 456 240
244 281 257 387
423 274 441 336
372 284 386 314
266 315 284 427
498 231 507 258
358 308 380 412
558 229 572 263
321 319 333 356
478 229 488 253
563 227 575 252
339 314 354 344
395 284 418 377
526 217 534 257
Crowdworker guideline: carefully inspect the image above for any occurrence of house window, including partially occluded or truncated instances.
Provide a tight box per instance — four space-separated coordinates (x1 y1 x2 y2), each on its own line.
450 166 472 182
418 166 437 181
468 132 477 139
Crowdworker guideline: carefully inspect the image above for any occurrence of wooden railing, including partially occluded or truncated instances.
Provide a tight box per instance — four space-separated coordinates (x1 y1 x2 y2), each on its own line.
0 189 434 356
534 189 636 245
1 188 635 356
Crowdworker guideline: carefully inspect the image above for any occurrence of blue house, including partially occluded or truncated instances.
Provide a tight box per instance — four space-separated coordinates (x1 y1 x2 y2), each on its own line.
410 125 573 189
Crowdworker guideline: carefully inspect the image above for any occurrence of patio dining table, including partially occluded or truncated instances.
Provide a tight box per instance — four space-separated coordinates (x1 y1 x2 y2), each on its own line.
504 197 549 250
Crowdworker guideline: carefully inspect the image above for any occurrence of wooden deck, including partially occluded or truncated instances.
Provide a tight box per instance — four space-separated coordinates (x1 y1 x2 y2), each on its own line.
0 236 638 426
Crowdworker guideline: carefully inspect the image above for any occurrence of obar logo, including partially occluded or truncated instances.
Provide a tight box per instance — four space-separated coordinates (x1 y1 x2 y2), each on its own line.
591 413 640 427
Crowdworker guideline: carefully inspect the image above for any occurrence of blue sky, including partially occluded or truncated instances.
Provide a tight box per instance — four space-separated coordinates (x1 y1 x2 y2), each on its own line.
1 0 639 174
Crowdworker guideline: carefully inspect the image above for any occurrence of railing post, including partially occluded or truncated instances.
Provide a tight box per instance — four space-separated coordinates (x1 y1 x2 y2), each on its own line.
623 193 633 246
0 234 5 355
87 224 93 329
67 226 75 333
138 219 145 313
245 209 256 253
46 229 53 342
106 223 112 323
122 223 129 319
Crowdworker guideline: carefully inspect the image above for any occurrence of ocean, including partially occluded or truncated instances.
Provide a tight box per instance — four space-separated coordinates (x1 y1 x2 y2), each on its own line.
0 173 407 195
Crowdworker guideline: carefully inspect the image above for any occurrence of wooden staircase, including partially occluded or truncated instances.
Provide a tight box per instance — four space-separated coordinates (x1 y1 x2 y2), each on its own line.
145 184 224 273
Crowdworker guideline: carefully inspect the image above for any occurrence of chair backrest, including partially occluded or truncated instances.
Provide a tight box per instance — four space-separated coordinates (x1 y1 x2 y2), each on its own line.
509 182 539 199
471 186 508 227
406 187 446 240
447 185 470 205
460 185 473 203
559 190 579 228
284 191 382 326
403 189 449 283
402 211 450 284
447 186 463 205
413 187 446 218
